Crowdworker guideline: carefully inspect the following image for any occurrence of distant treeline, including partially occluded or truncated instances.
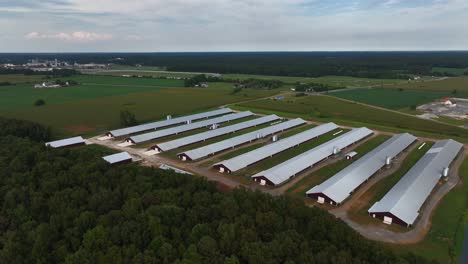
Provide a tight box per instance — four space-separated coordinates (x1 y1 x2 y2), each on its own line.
0 117 435 263
3 52 468 78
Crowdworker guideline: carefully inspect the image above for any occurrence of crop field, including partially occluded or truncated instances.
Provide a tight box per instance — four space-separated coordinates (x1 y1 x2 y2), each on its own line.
235 95 468 142
387 77 468 93
393 155 468 263
0 74 47 83
286 134 391 198
0 81 274 135
70 75 185 87
330 88 468 109
0 83 163 111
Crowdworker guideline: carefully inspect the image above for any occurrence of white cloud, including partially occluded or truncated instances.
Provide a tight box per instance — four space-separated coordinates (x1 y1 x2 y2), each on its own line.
24 31 112 42
2 0 468 51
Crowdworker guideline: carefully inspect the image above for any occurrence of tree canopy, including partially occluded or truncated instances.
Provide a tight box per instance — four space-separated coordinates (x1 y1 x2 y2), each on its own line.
0 118 436 264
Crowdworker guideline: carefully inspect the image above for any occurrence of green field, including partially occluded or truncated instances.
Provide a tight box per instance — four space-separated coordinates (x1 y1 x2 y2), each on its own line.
331 88 468 109
235 95 468 142
387 77 468 93
69 75 185 87
432 67 468 76
0 74 47 83
286 135 391 198
3 87 275 136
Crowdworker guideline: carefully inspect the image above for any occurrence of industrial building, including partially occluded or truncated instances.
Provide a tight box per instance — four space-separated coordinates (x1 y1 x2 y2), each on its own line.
45 136 86 148
177 118 306 161
368 139 463 227
213 122 339 174
126 111 253 144
251 127 373 186
107 108 233 138
152 115 281 152
102 152 133 165
306 133 417 205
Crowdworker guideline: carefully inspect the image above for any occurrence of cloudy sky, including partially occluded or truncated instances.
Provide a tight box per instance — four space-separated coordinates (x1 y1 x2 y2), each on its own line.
1 0 467 52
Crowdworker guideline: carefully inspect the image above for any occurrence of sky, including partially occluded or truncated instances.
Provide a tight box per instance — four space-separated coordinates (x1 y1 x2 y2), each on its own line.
1 0 468 52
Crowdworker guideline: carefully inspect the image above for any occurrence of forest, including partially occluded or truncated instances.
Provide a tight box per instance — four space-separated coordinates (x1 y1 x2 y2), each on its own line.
3 52 468 78
0 117 436 263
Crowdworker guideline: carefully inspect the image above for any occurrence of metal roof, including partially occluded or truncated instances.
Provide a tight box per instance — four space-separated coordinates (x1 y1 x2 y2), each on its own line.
214 122 339 173
108 108 233 137
306 133 417 204
179 118 306 160
154 114 281 152
102 152 132 164
368 139 463 225
252 127 373 186
128 111 253 144
159 164 194 175
45 136 85 148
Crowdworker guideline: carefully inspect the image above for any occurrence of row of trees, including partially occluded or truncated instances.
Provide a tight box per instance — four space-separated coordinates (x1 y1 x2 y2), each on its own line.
184 74 222 87
294 82 342 93
0 118 436 263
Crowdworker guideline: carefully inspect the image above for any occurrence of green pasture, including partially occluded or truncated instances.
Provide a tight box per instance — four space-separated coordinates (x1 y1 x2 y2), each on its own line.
3 87 276 136
69 75 185 87
432 67 468 76
235 95 468 142
331 88 468 109
0 74 47 83
387 77 468 93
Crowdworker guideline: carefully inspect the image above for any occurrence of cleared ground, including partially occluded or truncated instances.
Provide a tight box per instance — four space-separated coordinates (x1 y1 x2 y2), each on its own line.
386 77 468 93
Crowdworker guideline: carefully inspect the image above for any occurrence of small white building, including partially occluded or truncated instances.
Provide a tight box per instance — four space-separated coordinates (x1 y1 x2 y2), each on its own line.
345 151 358 160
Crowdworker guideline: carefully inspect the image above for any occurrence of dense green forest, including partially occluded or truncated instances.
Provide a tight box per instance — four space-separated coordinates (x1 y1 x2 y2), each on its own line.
3 52 468 78
0 117 436 263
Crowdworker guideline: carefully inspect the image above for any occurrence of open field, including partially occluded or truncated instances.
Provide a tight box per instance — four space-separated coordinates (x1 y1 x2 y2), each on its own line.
432 67 468 76
235 95 468 142
3 87 277 136
0 83 163 111
331 88 468 110
69 75 185 87
386 77 468 93
286 134 391 198
0 74 47 83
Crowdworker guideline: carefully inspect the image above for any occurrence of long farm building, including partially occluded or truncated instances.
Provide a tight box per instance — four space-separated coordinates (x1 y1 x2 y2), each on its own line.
306 133 417 205
251 127 373 186
368 139 463 227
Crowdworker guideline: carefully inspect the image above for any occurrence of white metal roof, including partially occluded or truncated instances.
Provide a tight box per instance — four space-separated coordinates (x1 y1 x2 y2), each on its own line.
45 136 85 148
179 118 306 160
159 164 194 175
368 139 463 225
128 111 253 144
108 108 233 137
102 152 132 164
214 122 339 173
252 127 373 186
155 115 281 152
306 133 417 204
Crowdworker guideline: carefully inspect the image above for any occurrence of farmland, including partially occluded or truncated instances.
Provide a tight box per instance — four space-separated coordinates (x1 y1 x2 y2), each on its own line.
0 74 47 83
235 95 468 142
386 76 468 93
432 67 468 76
330 88 468 109
0 74 277 136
